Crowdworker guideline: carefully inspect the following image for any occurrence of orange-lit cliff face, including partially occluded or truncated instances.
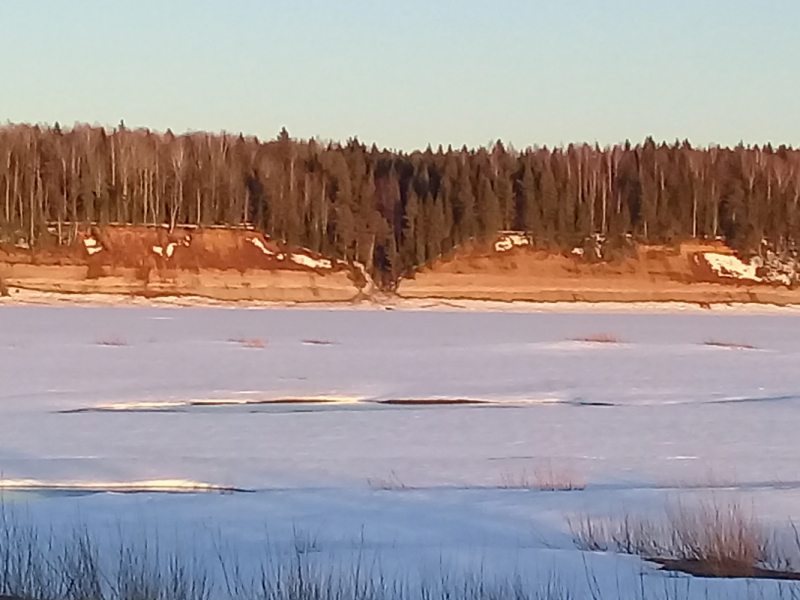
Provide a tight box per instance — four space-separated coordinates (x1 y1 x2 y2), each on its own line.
395 238 800 306
0 225 371 302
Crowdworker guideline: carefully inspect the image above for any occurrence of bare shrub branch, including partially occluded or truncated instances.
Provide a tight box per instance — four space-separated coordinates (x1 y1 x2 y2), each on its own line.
501 461 586 492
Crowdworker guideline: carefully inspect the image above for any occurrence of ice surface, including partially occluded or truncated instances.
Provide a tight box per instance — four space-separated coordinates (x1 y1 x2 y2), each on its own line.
2 305 800 597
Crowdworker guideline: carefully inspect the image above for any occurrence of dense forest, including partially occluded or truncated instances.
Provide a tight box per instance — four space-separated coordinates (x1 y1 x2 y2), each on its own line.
1 123 800 287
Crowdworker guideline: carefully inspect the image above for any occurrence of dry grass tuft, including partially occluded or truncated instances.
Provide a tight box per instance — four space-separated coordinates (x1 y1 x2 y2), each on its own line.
533 463 587 492
704 340 756 350
666 500 767 576
572 333 622 344
366 471 408 490
229 337 266 349
501 461 586 492
568 498 782 578
499 470 534 490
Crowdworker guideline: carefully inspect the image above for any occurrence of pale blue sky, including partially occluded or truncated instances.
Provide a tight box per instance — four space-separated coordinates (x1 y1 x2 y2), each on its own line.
1 1 798 150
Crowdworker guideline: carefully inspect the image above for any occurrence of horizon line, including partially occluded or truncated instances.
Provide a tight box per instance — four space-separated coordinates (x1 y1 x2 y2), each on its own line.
2 120 796 154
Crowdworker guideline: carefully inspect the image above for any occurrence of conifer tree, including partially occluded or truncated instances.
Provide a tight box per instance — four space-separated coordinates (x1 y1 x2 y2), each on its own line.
477 176 502 241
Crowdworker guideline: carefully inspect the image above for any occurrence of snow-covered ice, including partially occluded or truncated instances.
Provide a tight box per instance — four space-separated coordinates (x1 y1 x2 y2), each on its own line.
2 305 800 598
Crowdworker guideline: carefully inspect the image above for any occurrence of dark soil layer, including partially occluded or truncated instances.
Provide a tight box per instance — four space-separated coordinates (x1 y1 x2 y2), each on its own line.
652 558 800 581
378 398 489 406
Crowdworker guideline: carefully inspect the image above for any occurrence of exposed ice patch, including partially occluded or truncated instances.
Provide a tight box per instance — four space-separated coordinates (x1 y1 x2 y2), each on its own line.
66 396 366 413
61 395 574 414
512 397 567 405
0 478 240 493
94 400 186 411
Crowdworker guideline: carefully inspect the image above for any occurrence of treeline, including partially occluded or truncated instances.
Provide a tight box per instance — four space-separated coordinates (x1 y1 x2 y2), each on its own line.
1 123 800 286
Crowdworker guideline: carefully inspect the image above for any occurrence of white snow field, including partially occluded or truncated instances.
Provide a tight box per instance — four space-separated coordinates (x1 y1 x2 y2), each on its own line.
2 304 800 598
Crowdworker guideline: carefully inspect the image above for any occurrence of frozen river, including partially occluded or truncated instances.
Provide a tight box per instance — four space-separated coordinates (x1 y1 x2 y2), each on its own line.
2 304 800 598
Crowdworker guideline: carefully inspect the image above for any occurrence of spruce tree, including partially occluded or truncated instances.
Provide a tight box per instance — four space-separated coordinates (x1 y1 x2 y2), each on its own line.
519 161 539 236
477 176 502 242
454 163 476 244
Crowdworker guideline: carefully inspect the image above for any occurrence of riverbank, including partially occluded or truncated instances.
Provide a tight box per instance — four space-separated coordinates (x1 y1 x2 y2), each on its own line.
4 286 800 315
3 229 800 309
0 225 370 303
396 238 800 307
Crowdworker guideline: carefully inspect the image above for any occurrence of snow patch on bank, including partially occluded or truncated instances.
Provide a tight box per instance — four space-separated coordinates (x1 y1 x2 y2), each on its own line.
83 237 103 256
290 253 332 270
494 232 531 253
249 237 283 259
152 236 190 259
249 236 339 270
152 243 177 258
703 252 761 282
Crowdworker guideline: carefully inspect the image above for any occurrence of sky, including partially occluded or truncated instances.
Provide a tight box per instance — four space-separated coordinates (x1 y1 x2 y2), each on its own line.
1 0 799 151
